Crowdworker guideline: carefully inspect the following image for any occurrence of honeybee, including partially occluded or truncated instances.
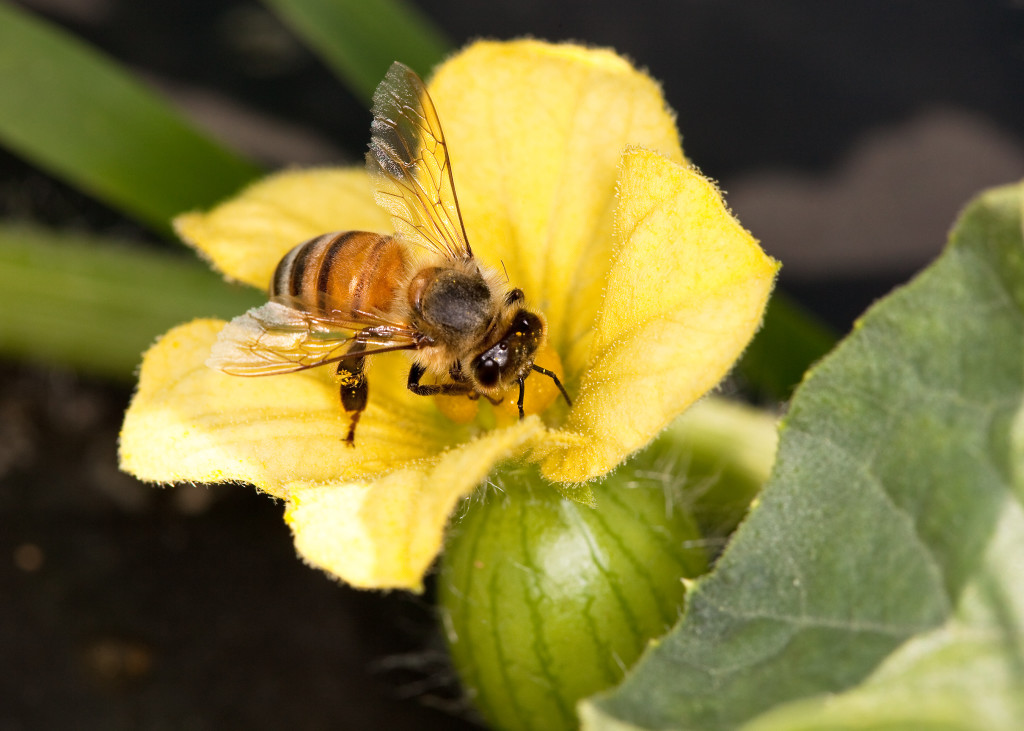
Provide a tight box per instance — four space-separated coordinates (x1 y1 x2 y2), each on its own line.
208 62 570 444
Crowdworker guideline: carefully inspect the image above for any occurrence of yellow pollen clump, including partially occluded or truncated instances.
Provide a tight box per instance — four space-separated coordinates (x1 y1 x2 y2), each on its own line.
435 391 480 424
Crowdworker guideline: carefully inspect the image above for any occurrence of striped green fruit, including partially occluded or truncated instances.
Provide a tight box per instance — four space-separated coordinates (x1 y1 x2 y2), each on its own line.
439 463 708 731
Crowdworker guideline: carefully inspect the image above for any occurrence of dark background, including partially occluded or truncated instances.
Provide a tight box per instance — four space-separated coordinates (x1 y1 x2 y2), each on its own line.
2 1 1023 728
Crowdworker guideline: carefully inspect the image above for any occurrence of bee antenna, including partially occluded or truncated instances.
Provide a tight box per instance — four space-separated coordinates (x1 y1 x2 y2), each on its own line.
531 364 572 407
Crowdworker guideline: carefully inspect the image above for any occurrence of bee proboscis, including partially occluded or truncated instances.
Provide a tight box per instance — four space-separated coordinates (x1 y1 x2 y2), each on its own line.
208 62 570 444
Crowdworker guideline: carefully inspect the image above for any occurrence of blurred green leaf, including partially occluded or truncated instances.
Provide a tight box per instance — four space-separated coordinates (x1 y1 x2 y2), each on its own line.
738 291 836 400
582 181 1024 730
0 225 262 379
645 398 779 542
0 4 262 233
262 0 451 101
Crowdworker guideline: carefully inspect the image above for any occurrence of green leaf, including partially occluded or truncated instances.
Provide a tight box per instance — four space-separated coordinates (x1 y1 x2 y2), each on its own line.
581 181 1024 730
0 225 262 379
0 4 262 233
737 291 836 401
261 0 451 102
739 503 1024 730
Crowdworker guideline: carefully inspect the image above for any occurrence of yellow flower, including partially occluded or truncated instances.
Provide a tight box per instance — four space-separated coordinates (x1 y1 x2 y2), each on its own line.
119 40 779 591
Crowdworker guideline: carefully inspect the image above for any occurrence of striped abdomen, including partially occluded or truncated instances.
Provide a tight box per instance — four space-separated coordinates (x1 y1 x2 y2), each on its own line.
270 231 410 319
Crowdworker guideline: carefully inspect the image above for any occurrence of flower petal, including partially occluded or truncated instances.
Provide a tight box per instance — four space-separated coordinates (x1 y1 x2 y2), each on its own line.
175 168 391 289
119 319 458 495
284 417 545 591
540 148 779 483
428 40 684 364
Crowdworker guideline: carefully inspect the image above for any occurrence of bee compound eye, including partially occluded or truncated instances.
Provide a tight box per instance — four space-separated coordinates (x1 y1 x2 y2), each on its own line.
516 311 541 335
476 358 500 388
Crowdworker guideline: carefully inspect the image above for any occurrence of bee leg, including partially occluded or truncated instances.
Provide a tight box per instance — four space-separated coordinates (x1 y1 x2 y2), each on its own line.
337 343 368 446
406 364 472 397
516 377 526 419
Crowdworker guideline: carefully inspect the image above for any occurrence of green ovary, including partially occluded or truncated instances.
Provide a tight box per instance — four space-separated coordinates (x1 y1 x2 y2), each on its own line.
439 463 709 731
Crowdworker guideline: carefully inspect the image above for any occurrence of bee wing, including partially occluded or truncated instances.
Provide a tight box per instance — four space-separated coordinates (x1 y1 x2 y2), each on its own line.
270 293 416 337
367 62 473 262
208 301 418 376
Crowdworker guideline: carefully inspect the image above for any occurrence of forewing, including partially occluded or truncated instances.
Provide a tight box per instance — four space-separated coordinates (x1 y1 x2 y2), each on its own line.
367 62 472 261
269 292 416 337
208 302 415 376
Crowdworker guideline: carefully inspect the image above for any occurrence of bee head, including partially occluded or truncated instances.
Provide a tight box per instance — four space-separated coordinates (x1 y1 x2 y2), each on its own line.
471 310 543 391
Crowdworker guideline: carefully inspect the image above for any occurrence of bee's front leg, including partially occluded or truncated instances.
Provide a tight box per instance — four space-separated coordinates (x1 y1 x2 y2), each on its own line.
407 364 473 397
336 342 368 446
